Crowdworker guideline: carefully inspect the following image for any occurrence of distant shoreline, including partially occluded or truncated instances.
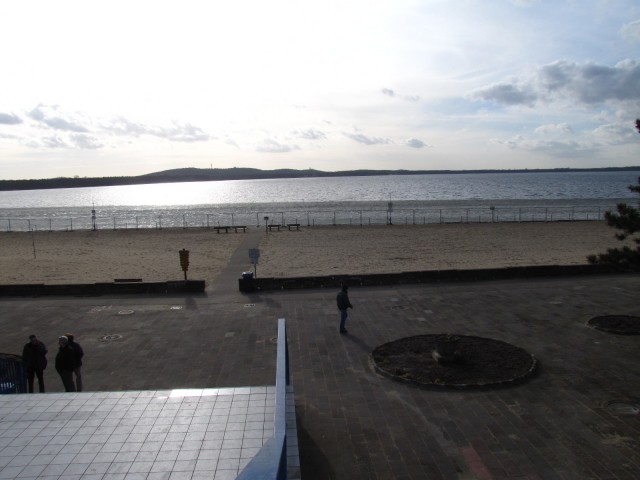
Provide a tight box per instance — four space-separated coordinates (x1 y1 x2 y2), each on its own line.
1 166 639 192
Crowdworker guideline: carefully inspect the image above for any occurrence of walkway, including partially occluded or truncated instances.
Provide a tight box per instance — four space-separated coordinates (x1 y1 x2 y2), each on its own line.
0 252 638 478
209 226 264 296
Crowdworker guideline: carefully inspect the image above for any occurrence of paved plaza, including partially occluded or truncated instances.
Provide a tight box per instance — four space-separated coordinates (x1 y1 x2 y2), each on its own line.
0 387 298 480
0 270 638 479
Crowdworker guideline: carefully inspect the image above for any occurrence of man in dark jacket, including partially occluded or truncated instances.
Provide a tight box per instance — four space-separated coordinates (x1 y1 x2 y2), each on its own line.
336 284 353 334
55 336 76 392
65 333 84 392
22 334 48 393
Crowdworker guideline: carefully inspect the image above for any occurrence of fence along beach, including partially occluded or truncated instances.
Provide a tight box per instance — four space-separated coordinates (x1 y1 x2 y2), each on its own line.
0 200 626 232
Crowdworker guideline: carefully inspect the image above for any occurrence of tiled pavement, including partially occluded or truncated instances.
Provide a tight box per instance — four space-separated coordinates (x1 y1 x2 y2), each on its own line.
0 388 288 480
0 231 638 479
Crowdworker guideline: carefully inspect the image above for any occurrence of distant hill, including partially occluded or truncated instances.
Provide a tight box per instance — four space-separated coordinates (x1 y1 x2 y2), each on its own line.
0 166 639 192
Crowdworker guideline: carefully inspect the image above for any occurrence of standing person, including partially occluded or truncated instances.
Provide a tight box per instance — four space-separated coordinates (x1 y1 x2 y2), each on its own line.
22 335 48 393
336 284 353 334
65 333 84 392
55 336 76 392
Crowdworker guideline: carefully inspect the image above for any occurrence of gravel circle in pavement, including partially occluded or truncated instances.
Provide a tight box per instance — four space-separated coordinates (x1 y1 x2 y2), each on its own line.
371 334 537 389
587 315 640 335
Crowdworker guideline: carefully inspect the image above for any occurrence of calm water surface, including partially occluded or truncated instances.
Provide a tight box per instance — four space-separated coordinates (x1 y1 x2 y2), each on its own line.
0 171 638 230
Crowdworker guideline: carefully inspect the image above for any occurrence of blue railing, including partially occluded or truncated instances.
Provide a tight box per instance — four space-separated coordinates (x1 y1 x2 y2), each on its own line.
236 318 290 480
0 354 27 394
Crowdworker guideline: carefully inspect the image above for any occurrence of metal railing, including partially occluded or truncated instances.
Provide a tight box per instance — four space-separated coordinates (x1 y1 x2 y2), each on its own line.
236 318 290 480
0 354 27 394
0 204 619 232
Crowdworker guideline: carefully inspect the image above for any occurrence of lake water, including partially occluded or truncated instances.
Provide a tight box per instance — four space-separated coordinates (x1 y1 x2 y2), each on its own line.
1 171 638 231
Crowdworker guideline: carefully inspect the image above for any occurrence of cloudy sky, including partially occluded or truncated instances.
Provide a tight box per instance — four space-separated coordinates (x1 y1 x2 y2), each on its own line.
1 0 639 179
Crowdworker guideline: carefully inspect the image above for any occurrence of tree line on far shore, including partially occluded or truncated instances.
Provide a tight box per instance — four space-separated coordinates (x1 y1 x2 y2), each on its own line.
2 166 640 192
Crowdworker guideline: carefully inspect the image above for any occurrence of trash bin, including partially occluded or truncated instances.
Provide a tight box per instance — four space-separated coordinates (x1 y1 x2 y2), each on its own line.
239 272 255 292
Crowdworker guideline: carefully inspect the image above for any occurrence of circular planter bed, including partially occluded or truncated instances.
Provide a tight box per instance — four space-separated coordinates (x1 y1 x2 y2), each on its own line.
587 315 640 335
371 334 537 389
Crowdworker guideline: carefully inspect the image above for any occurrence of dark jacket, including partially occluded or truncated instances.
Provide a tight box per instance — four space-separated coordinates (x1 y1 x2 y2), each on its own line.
69 340 84 368
55 345 76 373
337 289 353 310
22 341 48 371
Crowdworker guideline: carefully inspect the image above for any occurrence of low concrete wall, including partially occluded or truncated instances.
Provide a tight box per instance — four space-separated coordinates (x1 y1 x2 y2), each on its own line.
239 264 625 292
0 280 205 297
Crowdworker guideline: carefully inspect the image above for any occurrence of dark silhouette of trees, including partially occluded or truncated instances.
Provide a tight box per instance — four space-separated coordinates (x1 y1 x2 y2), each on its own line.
587 120 640 269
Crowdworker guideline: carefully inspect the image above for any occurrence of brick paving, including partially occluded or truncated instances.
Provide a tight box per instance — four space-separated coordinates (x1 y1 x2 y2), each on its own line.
0 234 638 479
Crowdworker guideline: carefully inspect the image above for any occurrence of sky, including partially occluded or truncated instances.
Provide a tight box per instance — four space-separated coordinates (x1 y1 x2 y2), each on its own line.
1 0 639 180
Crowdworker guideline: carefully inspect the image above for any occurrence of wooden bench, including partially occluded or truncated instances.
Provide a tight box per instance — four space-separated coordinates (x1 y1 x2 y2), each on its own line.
214 226 230 233
234 225 247 233
287 223 301 230
267 224 281 231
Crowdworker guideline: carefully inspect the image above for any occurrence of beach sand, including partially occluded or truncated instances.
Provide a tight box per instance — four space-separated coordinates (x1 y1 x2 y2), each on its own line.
257 221 623 277
0 229 245 285
0 221 624 285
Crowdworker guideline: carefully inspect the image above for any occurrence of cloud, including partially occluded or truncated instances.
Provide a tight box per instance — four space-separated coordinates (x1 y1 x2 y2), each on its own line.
24 133 102 150
527 140 597 157
343 132 391 145
534 123 573 135
102 117 210 142
472 83 537 106
255 138 299 153
102 116 151 137
160 122 210 142
509 0 540 6
27 104 89 132
17 108 210 151
620 19 640 42
0 112 22 125
473 60 640 107
225 137 239 148
538 60 640 104
30 136 68 149
70 133 103 149
0 132 19 140
490 135 597 158
292 128 326 140
382 87 420 102
406 138 431 148
592 122 639 145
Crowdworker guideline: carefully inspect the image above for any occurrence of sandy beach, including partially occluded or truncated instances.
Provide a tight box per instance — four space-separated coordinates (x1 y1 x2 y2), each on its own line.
0 221 625 285
0 228 245 285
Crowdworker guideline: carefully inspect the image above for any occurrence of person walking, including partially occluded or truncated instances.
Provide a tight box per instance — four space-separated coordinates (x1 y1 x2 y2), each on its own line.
55 336 76 392
336 284 353 334
22 335 48 393
65 333 84 392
